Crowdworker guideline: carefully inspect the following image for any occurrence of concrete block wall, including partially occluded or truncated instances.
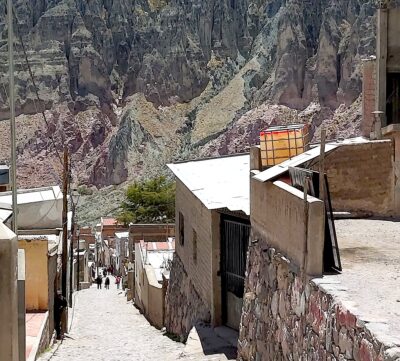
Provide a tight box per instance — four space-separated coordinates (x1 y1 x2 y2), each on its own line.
322 142 395 215
238 241 397 361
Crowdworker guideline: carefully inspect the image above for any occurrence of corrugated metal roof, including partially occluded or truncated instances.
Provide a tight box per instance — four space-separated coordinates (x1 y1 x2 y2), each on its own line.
0 185 62 205
168 154 250 215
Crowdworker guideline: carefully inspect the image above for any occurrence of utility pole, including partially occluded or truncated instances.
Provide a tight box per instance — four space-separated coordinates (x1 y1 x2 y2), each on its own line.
8 0 17 235
319 128 326 201
76 227 80 291
61 147 69 300
69 221 75 307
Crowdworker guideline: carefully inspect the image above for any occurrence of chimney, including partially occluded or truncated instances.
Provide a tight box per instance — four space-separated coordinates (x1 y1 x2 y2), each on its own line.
361 57 377 138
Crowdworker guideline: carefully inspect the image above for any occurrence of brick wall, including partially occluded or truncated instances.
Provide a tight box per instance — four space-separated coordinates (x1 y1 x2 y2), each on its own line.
321 142 395 215
362 59 376 137
238 240 396 361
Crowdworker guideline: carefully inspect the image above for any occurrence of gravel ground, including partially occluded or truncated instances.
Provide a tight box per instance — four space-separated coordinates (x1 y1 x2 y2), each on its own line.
37 280 185 361
332 219 400 344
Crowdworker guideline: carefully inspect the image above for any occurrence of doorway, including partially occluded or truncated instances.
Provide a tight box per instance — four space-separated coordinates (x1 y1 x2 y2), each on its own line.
220 215 250 330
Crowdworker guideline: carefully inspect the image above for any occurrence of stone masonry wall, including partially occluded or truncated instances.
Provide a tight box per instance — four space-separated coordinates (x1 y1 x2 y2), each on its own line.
238 240 396 361
164 254 210 341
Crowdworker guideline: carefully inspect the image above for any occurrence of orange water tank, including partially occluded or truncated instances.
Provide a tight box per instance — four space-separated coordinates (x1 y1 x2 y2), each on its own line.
260 124 309 168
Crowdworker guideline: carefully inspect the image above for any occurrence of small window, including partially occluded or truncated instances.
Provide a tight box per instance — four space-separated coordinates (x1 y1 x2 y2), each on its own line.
192 229 197 264
179 212 185 246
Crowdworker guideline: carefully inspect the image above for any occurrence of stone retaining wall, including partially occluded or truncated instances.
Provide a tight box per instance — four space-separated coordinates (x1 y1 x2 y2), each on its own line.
238 241 397 361
164 254 210 341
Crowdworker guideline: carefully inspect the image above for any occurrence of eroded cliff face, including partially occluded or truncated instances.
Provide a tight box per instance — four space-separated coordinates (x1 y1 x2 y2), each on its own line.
0 0 390 198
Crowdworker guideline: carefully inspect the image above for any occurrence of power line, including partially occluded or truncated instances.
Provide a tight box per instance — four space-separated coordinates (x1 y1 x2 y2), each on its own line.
12 6 63 166
11 7 80 193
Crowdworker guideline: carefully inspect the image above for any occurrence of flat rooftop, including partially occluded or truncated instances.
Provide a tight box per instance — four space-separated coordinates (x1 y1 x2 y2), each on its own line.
314 219 400 346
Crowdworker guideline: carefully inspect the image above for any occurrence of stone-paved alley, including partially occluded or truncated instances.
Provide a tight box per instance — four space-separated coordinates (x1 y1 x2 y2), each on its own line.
38 280 185 361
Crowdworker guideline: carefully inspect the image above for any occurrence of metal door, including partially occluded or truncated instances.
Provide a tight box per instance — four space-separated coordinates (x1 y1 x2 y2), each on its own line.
221 215 250 330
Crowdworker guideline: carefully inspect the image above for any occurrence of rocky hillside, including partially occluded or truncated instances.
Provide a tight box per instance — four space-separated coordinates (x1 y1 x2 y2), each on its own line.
0 0 391 220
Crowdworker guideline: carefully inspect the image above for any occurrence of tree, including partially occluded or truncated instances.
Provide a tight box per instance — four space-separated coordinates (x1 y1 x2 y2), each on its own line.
117 176 175 225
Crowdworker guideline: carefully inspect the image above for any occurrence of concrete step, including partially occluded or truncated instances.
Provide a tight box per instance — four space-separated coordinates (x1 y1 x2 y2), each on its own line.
181 324 237 360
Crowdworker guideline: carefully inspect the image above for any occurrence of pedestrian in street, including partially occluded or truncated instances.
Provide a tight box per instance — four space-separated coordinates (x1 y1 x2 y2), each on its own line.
54 291 67 340
105 276 110 289
103 267 108 276
96 275 102 289
115 276 121 289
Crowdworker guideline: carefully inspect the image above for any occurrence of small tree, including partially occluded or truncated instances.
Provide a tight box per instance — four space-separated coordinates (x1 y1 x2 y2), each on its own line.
117 176 175 224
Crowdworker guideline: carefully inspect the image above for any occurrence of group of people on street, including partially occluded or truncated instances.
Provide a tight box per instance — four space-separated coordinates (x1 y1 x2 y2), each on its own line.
95 267 121 290
53 267 123 341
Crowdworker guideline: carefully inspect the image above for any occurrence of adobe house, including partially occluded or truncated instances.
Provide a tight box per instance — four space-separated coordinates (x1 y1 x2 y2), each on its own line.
128 223 175 263
115 231 129 276
79 226 95 245
165 154 250 337
126 224 174 300
362 4 400 214
100 217 127 246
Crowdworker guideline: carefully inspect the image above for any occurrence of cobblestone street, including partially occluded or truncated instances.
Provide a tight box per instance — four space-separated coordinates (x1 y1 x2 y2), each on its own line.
38 280 184 361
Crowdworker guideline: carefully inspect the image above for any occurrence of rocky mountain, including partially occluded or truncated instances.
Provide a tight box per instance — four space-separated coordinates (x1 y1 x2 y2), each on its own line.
0 0 391 219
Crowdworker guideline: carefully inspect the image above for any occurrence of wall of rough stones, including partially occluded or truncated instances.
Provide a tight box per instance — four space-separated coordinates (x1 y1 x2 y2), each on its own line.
238 240 395 361
164 254 210 341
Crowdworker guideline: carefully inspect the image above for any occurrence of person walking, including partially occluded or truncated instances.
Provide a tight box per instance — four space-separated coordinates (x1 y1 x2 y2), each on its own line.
105 276 110 290
54 291 67 340
96 275 102 289
115 276 121 289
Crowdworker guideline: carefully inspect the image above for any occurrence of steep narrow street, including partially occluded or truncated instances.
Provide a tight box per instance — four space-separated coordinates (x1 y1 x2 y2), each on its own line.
38 280 184 361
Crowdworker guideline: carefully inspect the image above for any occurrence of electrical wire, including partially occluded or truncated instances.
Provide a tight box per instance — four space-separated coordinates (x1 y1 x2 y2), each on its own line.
12 6 63 165
11 7 78 199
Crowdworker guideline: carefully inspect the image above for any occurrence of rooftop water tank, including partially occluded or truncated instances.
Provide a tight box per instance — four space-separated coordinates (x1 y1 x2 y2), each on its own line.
260 124 310 168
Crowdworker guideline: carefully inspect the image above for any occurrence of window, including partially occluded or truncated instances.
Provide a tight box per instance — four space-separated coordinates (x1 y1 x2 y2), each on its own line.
192 228 197 264
386 73 400 126
179 212 185 246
